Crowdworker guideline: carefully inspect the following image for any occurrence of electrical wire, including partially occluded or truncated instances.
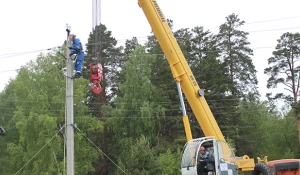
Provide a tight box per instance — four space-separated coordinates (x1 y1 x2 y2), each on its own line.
0 97 275 106
1 23 299 61
0 49 45 57
108 104 264 111
245 16 300 25
0 106 282 118
86 25 300 46
0 99 268 108
0 47 56 59
205 15 300 30
0 16 298 60
0 69 19 74
0 44 278 65
248 27 300 33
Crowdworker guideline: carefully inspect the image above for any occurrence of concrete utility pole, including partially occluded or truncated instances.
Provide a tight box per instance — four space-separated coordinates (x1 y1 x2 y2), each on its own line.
65 24 75 175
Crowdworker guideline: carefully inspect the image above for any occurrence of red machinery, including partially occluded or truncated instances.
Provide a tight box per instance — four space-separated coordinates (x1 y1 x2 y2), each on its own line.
89 63 103 94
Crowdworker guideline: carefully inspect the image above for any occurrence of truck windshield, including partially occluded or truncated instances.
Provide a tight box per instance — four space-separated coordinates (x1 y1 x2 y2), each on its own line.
181 142 197 168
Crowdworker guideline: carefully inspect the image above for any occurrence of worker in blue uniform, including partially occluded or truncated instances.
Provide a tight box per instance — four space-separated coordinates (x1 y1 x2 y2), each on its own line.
68 34 85 78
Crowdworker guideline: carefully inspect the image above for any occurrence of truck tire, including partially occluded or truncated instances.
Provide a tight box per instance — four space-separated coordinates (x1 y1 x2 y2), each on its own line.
250 163 272 175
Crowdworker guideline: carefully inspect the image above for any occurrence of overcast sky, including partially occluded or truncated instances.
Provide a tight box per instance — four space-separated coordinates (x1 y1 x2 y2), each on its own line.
1 0 300 104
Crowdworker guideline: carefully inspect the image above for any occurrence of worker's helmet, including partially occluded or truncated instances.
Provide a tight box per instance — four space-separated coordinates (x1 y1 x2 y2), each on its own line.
200 146 205 151
69 34 76 40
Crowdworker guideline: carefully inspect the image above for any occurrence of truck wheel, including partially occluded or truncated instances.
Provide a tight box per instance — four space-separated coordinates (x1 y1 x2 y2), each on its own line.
250 163 272 175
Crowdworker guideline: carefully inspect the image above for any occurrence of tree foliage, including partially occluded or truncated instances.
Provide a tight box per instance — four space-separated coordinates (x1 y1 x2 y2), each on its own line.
218 13 258 98
265 32 300 157
1 13 300 175
0 51 104 174
265 32 300 104
111 45 165 144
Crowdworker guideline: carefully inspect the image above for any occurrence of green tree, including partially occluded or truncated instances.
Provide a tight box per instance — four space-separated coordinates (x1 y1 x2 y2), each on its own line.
85 24 123 115
111 45 165 143
3 52 65 174
105 46 166 173
236 100 273 157
236 100 298 160
261 110 298 160
155 148 181 175
186 26 239 138
124 37 141 56
85 24 123 174
114 136 157 175
0 79 20 174
146 21 189 145
218 13 258 98
264 32 300 157
2 51 104 174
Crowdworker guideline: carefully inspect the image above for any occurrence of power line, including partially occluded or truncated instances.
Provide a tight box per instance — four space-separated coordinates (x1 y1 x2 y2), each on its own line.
0 69 18 74
0 109 279 121
0 49 43 57
0 103 282 116
0 47 58 59
248 27 300 33
0 103 269 111
85 26 300 45
205 15 300 30
1 24 298 60
0 44 277 63
0 97 266 105
0 16 298 60
245 16 300 25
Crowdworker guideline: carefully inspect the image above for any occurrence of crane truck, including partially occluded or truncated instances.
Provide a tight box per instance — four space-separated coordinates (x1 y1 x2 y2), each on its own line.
137 1 300 175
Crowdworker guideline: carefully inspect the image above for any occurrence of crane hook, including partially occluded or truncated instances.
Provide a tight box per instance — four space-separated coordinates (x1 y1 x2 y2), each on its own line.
89 63 103 94
91 80 102 94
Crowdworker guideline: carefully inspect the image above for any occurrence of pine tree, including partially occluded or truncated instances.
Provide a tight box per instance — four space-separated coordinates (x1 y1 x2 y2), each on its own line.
111 45 165 143
124 37 140 56
188 26 239 140
85 24 124 174
106 46 166 174
85 24 123 113
264 32 300 156
145 20 186 144
218 13 258 98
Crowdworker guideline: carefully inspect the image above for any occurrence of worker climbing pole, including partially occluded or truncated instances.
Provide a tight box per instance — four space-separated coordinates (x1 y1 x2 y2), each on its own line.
68 33 85 79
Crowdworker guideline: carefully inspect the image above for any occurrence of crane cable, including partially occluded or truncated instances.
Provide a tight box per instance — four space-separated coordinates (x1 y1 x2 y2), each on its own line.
95 0 102 64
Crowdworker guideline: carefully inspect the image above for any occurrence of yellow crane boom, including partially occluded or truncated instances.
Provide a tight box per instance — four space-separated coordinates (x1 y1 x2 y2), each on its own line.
138 0 255 174
138 0 225 142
